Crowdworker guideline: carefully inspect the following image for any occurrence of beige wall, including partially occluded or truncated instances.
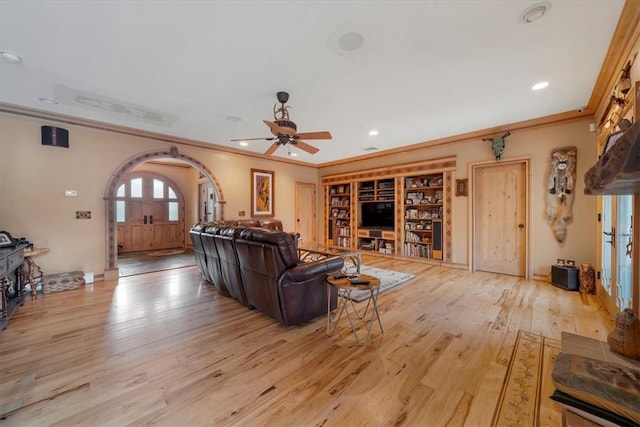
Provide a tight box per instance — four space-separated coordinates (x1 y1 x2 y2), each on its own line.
319 119 598 278
0 113 318 277
0 111 599 280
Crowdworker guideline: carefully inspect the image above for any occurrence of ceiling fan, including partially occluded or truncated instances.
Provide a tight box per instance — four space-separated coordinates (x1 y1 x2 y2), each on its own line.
231 91 332 155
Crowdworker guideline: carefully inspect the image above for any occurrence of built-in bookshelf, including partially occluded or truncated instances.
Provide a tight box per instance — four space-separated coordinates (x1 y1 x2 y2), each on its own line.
326 183 353 248
403 173 444 260
322 157 455 263
357 179 396 253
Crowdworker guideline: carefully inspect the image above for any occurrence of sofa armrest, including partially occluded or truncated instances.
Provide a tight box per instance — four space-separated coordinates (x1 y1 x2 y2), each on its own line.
282 256 344 282
278 256 343 325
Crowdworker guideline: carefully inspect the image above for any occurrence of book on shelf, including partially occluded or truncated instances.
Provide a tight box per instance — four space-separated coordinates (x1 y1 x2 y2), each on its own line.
404 242 432 258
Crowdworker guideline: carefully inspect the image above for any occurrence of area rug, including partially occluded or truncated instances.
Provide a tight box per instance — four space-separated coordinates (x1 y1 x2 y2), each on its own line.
344 266 415 303
491 330 561 426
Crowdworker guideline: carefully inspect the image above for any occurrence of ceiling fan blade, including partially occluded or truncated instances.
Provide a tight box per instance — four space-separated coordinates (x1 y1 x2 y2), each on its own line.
264 142 280 155
295 131 332 140
292 139 319 154
230 137 275 141
263 120 284 135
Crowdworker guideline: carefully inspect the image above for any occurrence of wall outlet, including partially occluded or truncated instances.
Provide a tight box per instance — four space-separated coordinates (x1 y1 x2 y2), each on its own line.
76 211 91 219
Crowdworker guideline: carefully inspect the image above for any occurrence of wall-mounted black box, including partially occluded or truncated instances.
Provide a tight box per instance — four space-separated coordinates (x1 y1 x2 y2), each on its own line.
551 265 579 291
42 126 69 148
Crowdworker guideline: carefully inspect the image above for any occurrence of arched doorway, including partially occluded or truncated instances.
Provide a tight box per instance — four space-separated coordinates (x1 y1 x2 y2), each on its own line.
103 147 224 279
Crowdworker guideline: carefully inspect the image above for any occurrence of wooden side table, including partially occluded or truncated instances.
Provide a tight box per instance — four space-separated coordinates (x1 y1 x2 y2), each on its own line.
326 273 383 346
22 248 50 298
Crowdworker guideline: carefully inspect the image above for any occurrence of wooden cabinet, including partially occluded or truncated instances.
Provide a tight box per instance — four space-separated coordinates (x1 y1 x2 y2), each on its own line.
326 183 353 248
357 179 396 253
322 157 456 262
357 229 395 254
402 173 444 260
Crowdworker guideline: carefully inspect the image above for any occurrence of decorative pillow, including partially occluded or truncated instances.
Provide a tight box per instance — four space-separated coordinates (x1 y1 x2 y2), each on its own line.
552 352 640 424
608 308 640 359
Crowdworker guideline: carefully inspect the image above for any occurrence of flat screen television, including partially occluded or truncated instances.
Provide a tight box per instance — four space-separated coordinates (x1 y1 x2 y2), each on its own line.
360 202 394 229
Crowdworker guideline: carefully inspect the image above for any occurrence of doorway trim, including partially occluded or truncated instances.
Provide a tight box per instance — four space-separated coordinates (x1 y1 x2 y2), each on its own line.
468 156 531 278
103 146 223 279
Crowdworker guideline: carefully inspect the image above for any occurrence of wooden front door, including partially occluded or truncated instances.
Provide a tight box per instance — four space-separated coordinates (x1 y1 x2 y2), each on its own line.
117 174 185 253
473 161 527 276
295 181 317 247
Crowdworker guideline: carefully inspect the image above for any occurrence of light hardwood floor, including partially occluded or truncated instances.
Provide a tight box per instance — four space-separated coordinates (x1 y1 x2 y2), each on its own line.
0 255 613 426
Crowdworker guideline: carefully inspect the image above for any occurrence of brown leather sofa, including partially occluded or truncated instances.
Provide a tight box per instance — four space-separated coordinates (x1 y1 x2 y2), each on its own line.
190 222 343 326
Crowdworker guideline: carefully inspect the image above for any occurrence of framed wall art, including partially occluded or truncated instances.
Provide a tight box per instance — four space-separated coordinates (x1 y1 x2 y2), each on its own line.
251 169 274 217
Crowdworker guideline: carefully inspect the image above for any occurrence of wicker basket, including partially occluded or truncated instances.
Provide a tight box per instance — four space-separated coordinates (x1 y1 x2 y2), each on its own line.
42 271 85 294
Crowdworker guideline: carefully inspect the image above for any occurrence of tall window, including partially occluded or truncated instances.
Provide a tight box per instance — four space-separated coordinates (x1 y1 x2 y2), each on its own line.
116 184 126 223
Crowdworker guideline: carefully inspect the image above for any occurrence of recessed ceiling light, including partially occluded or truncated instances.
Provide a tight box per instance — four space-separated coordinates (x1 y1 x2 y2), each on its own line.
239 141 248 147
227 115 242 123
364 147 378 151
520 2 551 23
368 129 379 136
337 32 364 52
1 50 22 64
531 81 549 91
39 97 58 105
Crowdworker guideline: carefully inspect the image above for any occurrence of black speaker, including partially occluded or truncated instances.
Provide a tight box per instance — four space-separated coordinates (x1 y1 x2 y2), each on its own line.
41 126 69 148
433 220 442 251
551 265 579 291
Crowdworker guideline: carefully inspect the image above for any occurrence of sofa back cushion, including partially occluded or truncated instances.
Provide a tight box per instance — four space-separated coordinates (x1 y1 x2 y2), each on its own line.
239 228 298 268
189 223 210 283
200 225 229 296
213 226 247 304
235 234 286 323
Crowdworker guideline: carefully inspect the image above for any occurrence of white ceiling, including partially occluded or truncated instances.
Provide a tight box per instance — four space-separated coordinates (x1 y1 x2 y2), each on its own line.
0 1 625 164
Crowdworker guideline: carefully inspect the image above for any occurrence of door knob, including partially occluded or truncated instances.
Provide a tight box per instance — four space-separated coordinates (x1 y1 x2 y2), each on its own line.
518 224 524 229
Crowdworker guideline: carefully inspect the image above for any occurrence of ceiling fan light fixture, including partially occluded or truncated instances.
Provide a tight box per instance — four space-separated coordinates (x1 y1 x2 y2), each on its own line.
520 2 551 23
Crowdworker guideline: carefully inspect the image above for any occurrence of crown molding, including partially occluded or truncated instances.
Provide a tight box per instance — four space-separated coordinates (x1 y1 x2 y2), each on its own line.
0 103 317 168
